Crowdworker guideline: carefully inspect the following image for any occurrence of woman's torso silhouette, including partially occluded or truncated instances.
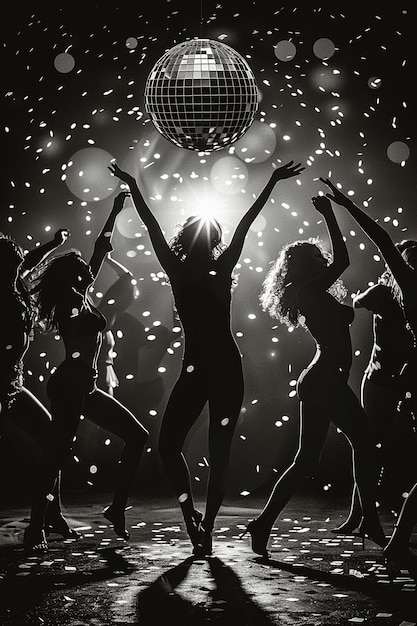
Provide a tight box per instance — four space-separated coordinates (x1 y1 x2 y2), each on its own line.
296 286 354 399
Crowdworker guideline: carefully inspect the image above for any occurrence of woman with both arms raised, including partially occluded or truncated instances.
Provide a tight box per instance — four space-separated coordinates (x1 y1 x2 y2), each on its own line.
109 159 303 556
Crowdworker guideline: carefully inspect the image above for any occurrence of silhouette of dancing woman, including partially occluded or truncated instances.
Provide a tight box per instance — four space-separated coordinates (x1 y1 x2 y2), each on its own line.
109 159 303 556
334 245 416 534
0 230 80 540
321 177 417 565
242 194 386 558
23 191 149 552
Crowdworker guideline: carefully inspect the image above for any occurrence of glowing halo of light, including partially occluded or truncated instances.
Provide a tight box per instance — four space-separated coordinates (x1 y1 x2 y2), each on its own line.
186 196 222 221
210 156 248 195
177 214 224 252
64 148 117 202
54 52 76 74
387 141 410 163
233 120 277 164
313 38 336 60
274 40 297 62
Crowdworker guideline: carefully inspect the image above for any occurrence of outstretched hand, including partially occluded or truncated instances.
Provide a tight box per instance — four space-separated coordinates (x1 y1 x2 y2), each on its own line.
113 190 130 212
108 162 135 186
53 228 70 246
320 177 349 206
272 160 304 181
311 194 333 216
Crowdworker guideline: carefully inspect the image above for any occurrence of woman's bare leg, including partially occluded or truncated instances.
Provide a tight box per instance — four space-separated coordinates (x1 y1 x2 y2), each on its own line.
84 388 148 538
255 400 330 534
158 369 207 546
332 387 386 545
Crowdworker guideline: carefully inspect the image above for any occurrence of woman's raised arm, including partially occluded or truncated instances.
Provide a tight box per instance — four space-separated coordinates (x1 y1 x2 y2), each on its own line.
224 161 304 267
89 191 128 280
321 177 413 296
308 194 349 292
21 229 69 278
108 162 173 272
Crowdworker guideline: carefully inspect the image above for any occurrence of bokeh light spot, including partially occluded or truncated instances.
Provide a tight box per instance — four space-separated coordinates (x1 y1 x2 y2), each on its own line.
233 121 277 164
313 38 336 60
116 206 142 239
274 40 297 62
64 148 116 202
249 214 267 232
126 36 138 50
54 52 76 74
210 156 248 195
387 141 410 163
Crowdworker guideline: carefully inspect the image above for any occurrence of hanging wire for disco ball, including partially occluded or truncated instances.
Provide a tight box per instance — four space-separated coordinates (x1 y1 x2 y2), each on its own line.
144 38 259 152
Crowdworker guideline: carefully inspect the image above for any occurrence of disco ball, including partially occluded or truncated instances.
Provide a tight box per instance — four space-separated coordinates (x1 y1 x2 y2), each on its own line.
144 38 259 152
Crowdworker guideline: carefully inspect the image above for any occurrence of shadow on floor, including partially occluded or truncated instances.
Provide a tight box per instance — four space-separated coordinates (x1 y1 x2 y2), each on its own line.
135 555 277 626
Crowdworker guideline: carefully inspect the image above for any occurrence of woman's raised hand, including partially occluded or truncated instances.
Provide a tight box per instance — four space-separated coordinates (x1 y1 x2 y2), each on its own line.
272 160 304 181
320 177 349 207
113 190 130 212
108 162 135 186
53 229 70 246
311 194 333 216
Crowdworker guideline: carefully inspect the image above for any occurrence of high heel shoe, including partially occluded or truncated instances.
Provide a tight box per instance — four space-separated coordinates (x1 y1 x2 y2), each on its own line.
45 515 81 539
330 518 361 535
103 505 129 540
23 526 48 554
193 524 213 557
351 519 387 549
239 519 271 558
185 509 203 550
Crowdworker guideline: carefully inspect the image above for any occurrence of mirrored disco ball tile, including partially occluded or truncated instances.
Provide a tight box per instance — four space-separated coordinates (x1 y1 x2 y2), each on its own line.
145 39 258 151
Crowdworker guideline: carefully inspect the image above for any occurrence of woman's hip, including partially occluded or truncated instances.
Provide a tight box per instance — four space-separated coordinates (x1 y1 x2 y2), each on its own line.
47 360 98 400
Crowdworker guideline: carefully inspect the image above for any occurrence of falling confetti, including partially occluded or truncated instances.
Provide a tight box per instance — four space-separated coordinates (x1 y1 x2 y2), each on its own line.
1 1 415 504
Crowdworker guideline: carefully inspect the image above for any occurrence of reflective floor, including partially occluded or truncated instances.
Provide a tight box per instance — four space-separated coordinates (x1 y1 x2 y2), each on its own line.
1 492 416 625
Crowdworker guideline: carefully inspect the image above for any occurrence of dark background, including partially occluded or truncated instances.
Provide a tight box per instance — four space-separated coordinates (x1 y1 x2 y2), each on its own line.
1 1 416 504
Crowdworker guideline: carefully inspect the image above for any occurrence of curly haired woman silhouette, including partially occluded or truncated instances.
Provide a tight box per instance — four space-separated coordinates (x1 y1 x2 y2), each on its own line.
23 192 149 552
240 194 385 558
